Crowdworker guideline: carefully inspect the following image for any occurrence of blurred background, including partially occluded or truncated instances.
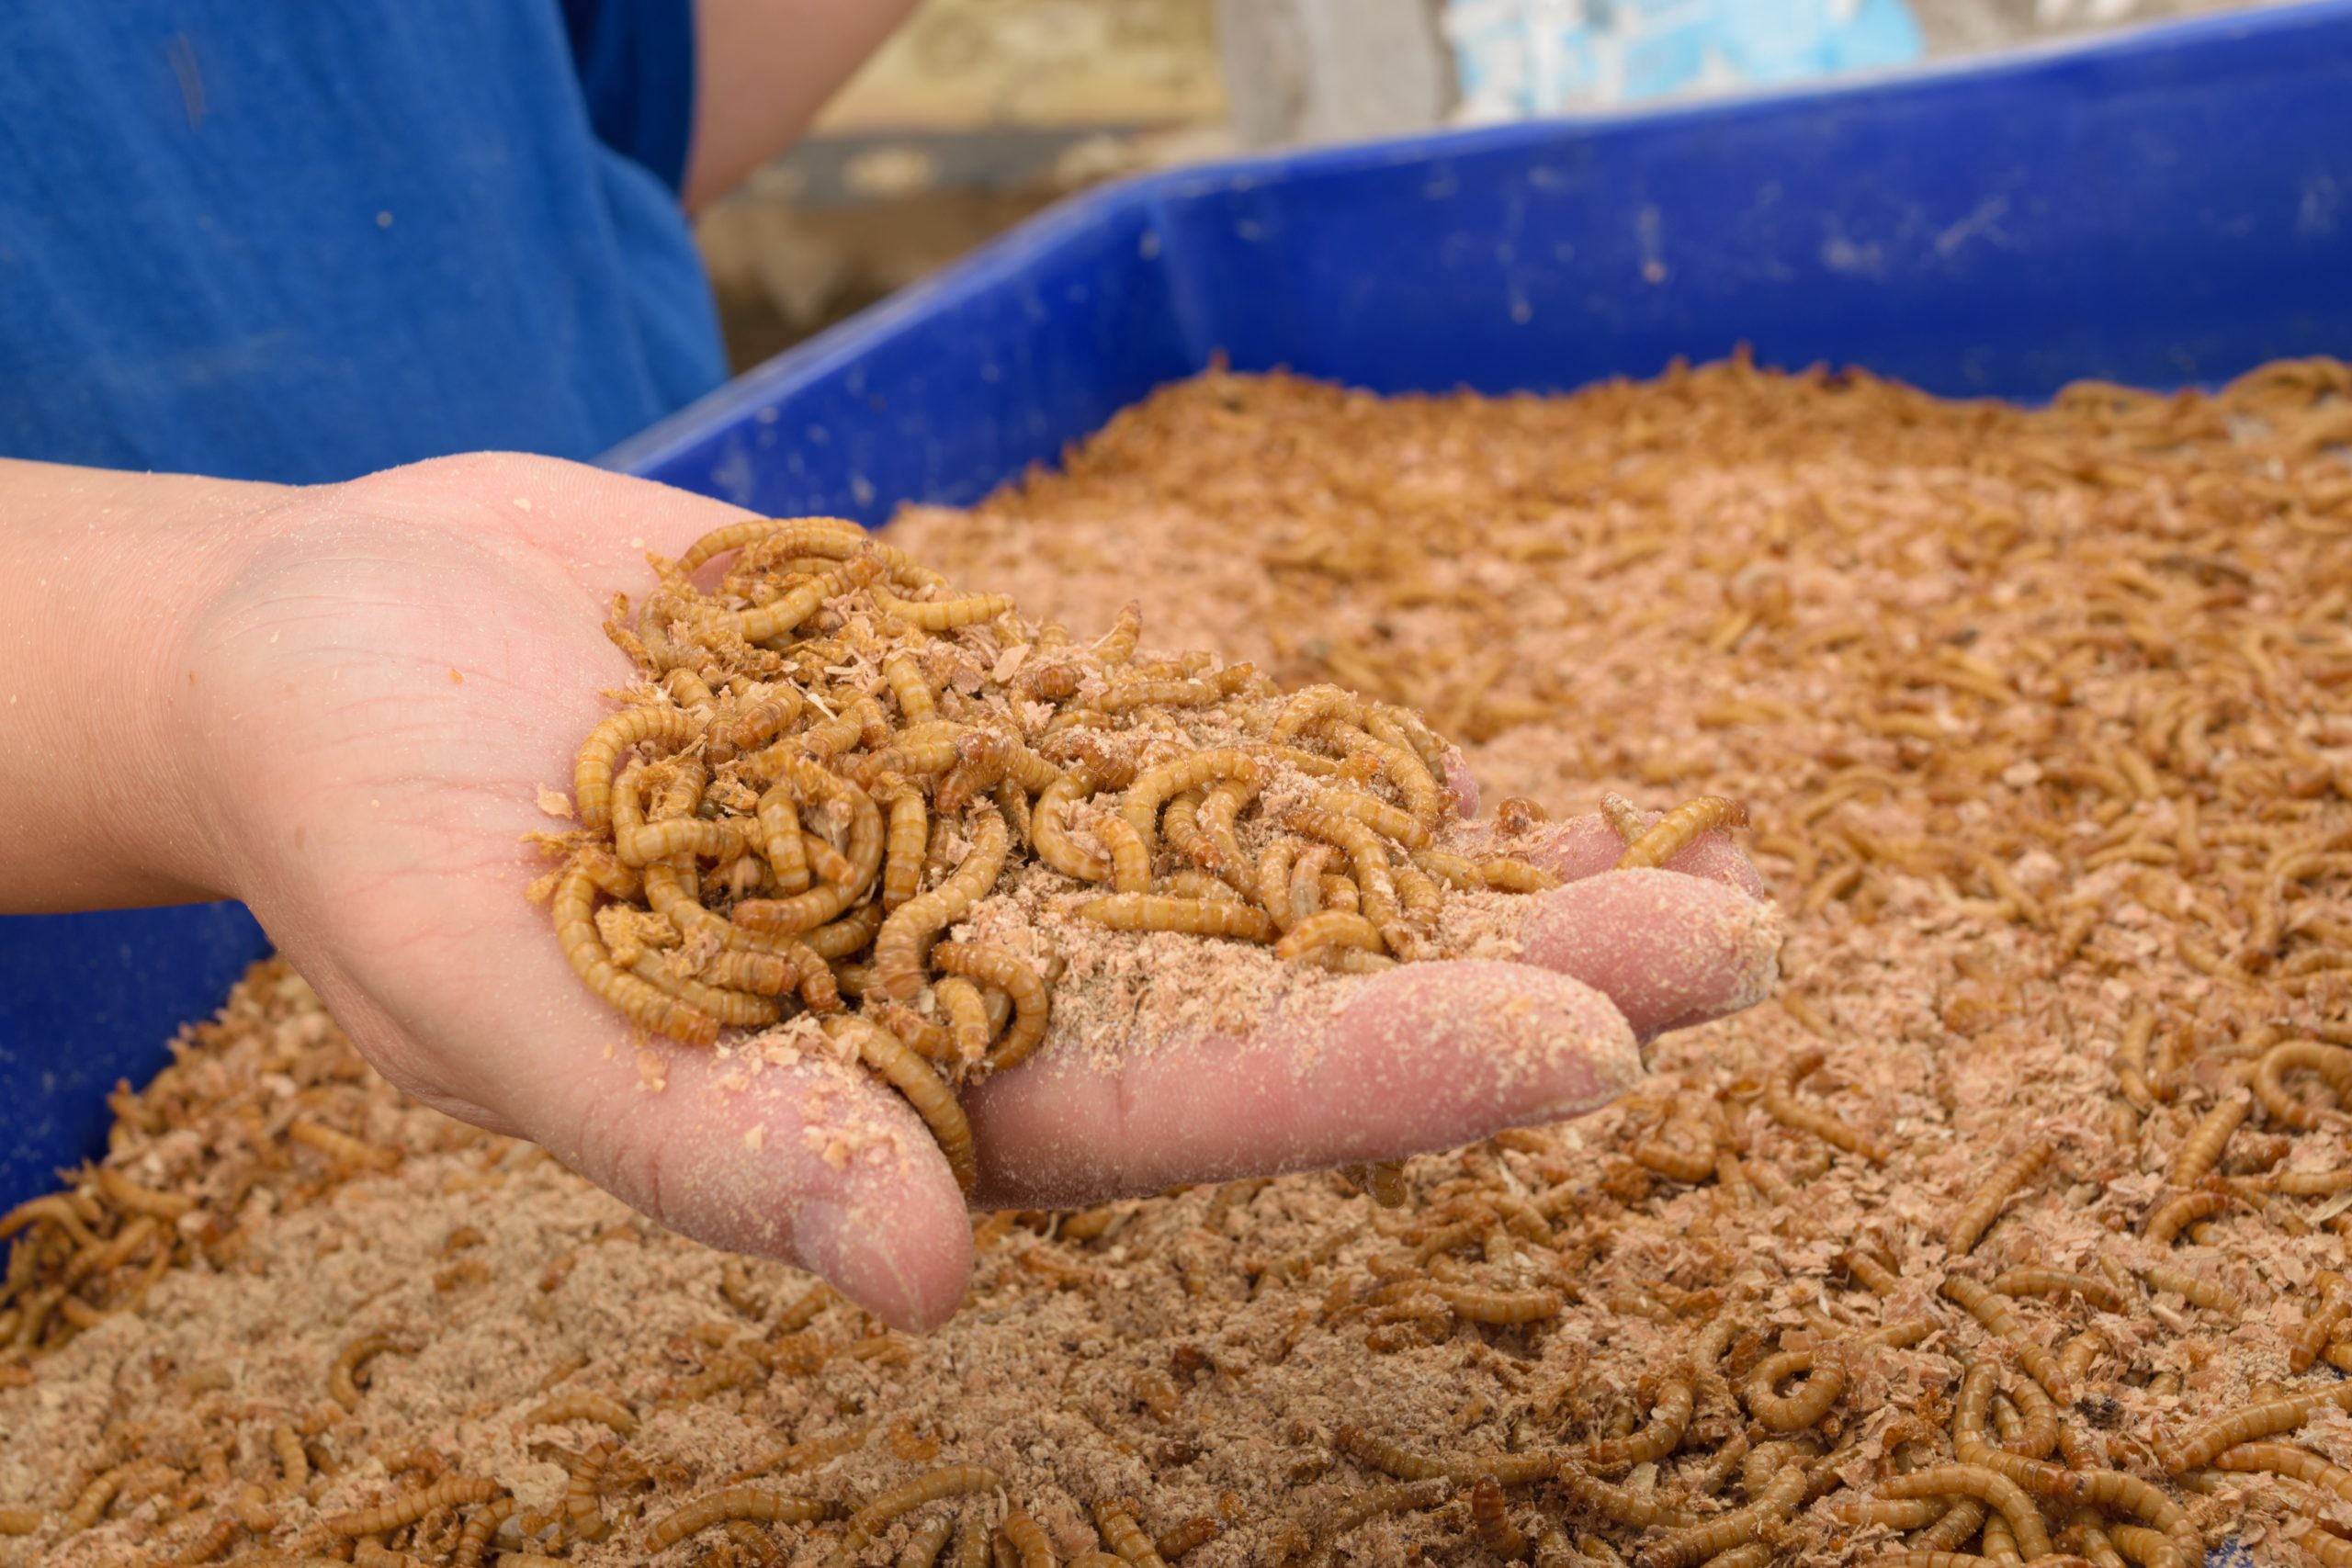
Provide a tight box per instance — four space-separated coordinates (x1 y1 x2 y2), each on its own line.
697 0 2293 373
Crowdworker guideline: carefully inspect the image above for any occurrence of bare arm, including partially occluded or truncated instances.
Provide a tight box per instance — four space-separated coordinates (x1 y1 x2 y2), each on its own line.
682 0 926 212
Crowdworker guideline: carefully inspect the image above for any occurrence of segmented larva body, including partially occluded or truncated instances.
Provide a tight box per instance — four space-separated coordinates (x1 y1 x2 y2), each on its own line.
328 1332 413 1412
1578 1378 1693 1468
1469 1476 1532 1561
1033 769 1113 883
2158 1382 2352 1472
871 813 1012 1001
2142 1190 2230 1246
1554 1464 1695 1529
930 942 1050 1075
2169 1095 2248 1187
1000 1509 1057 1568
1948 1139 2053 1257
1634 1462 1804 1568
1077 894 1275 943
1334 1426 1554 1487
1151 1517 1219 1560
1872 1466 2052 1562
1992 1269 2126 1314
553 864 718 1046
1941 1279 2069 1403
453 1496 516 1568
2134 1261 2242 1319
574 705 704 831
1120 750 1265 852
1745 1343 1846 1431
2208 1442 2352 1506
323 1478 503 1536
1430 1282 1563 1325
826 1017 977 1192
1613 795 1747 871
1764 1050 1890 1163
2290 1272 2352 1373
1273 910 1384 964
1092 1500 1170 1568
2253 1039 2352 1129
288 1118 401 1172
642 1485 829 1550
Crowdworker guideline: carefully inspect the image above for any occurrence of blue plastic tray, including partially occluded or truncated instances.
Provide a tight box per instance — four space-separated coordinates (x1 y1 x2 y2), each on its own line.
7 0 2352 1209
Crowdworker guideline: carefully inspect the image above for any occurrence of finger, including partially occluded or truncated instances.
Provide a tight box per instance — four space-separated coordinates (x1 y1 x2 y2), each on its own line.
1514 811 1770 898
960 958 1639 1209
1516 869 1783 1041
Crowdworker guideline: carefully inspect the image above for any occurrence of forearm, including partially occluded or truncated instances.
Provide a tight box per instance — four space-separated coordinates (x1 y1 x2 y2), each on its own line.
683 0 924 212
0 459 283 910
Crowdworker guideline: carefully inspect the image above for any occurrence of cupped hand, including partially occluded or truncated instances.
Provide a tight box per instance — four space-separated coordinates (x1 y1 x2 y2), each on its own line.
177 454 1779 1334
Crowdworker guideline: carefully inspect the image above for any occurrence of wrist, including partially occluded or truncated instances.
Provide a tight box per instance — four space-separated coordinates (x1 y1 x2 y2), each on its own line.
0 459 290 909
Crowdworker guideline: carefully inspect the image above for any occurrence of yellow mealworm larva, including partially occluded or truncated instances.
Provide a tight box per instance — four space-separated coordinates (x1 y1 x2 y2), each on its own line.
1285 843 1335 929
933 942 1050 1074
2209 1441 2352 1505
1614 795 1747 871
1841 1249 1902 1296
756 781 813 896
1273 909 1384 964
1430 1281 1563 1325
1874 1466 2052 1562
524 1390 639 1434
2156 1382 2352 1472
877 1003 957 1061
62 1466 132 1532
1475 856 1562 893
702 948 798 997
2133 1260 2242 1319
1093 1500 1170 1568
574 705 704 831
934 976 995 1066
1947 1139 2052 1257
1034 767 1114 883
1991 1269 2126 1315
1745 1343 1846 1431
2253 1039 2352 1129
825 1017 976 1192
1076 894 1275 943
270 1423 308 1496
1578 1378 1693 1468
324 1477 503 1536
1334 1426 1555 1487
627 953 781 1029
880 784 930 911
1320 788 1433 851
0 1506 43 1536
1631 1119 1717 1183
95 1166 196 1221
642 1485 830 1551
2102 1525 2188 1568
882 649 937 722
1192 779 1260 888
288 1118 402 1173
2142 1190 2230 1246
2290 1272 2352 1373
675 515 864 574
1469 1476 1532 1561
564 1442 617 1542
554 865 718 1045
1600 793 1646 845
2169 1094 2248 1187
456 1497 518 1568
873 586 1012 632
1634 1461 1804 1568
1763 1050 1890 1163
2042 1470 2198 1567
328 1332 413 1412
1093 813 1153 896
1941 1279 2068 1403
1000 1509 1057 1568
1157 869 1242 902
871 812 1011 1000
1121 750 1264 852
1551 1463 1696 1529
1099 678 1218 712
821 1468 1009 1568
1150 1517 1219 1561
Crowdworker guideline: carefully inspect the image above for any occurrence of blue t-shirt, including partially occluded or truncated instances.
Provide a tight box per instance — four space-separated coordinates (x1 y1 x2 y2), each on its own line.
0 2 726 484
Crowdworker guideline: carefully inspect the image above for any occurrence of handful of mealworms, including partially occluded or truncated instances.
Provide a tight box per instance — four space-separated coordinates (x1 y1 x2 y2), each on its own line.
539 516 1738 1190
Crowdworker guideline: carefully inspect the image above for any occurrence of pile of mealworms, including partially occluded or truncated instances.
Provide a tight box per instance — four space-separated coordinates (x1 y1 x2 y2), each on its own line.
539 514 1713 1190
6 354 2352 1568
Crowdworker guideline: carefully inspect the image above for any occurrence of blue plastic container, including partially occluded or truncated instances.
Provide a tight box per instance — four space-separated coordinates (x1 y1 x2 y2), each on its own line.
7 0 2352 1210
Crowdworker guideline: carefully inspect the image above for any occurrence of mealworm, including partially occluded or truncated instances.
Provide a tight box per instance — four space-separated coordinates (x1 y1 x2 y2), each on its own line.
270 1423 308 1496
454 1497 516 1568
701 948 798 997
1554 1462 1695 1529
329 1332 412 1412
826 1016 977 1191
2157 1382 2352 1471
2041 1469 2197 1567
1578 1379 1693 1468
897 1513 958 1568
2132 1261 2242 1319
325 1478 502 1535
1823 1497 1946 1529
2290 1272 2351 1373
1033 769 1114 884
1076 894 1275 943
1121 750 1265 852
1632 1120 1718 1184
677 515 863 574
1865 1554 2003 1568
1430 1281 1563 1325
1615 795 1747 871
1600 794 1646 844
1764 1051 1890 1163
2142 1190 2230 1246
869 586 1014 632
955 1509 993 1568
1634 1461 1804 1568
999 1509 1057 1568
879 1003 957 1060
1334 1425 1553 1487
288 1119 401 1173
642 1485 830 1550
1091 1500 1168 1568
1476 856 1562 893
933 976 994 1066
0 1193 98 1247
2169 1094 2248 1187
1941 1280 2068 1402
1467 1476 1532 1561
1947 1139 2052 1257
1745 1343 1846 1431
1272 909 1384 964
924 942 1048 1075
0 1506 41 1537
575 705 704 831
1842 1250 1902 1296
1874 1466 2051 1561
2254 1039 2352 1128
2102 1524 2188 1568
2209 1441 2352 1506
553 864 718 1045
628 952 781 1028
2059 1517 2130 1568
1991 1269 2125 1314
1150 1517 1218 1560
870 812 1011 1000
564 1443 617 1541
95 1166 196 1221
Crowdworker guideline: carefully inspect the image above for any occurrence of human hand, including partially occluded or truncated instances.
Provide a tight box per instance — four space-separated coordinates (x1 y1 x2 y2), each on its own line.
169 454 1778 1332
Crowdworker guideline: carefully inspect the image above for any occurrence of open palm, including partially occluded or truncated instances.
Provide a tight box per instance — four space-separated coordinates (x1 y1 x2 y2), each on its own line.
175 454 1779 1331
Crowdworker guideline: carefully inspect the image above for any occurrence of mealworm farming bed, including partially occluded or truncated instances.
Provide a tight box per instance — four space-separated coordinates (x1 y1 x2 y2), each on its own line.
5 355 2352 1568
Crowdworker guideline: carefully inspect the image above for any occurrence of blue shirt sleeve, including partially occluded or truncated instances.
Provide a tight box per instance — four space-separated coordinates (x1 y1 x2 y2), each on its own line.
560 0 696 195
